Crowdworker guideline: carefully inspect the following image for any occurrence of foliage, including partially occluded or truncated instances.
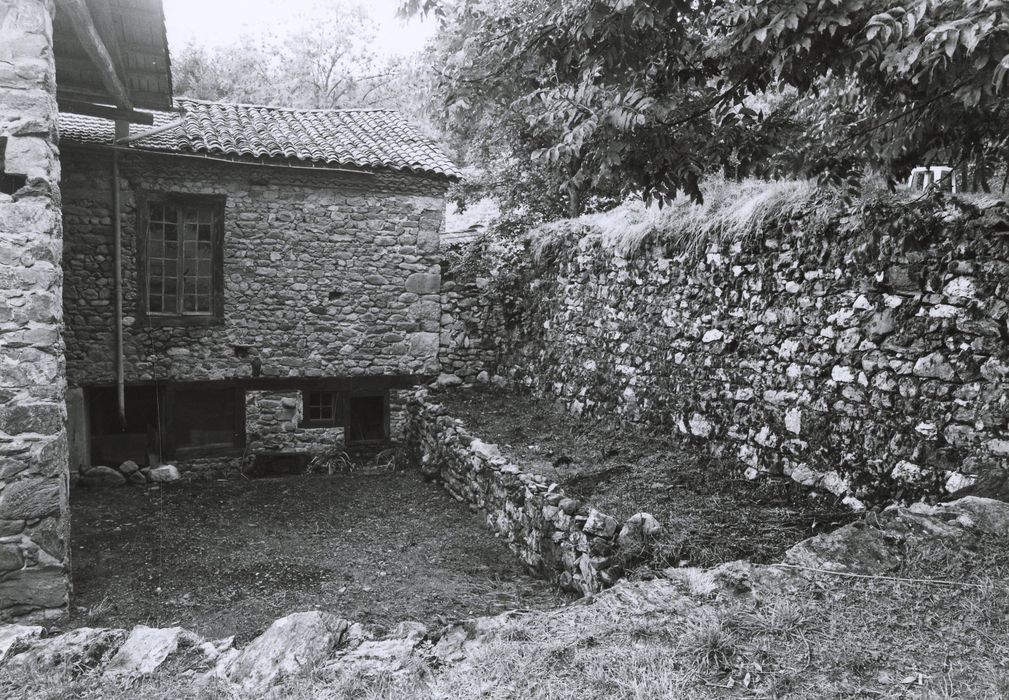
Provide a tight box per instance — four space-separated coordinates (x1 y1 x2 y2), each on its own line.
172 1 442 135
407 0 1009 218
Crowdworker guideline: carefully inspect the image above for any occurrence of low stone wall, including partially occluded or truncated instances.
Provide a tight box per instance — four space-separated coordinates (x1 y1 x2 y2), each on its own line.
405 393 660 595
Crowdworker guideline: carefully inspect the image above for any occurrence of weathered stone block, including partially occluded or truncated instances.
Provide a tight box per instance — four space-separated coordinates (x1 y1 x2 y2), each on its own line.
0 565 67 609
0 478 60 520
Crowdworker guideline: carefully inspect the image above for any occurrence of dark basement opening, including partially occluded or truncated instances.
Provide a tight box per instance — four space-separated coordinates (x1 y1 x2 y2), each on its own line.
347 394 387 446
85 383 245 467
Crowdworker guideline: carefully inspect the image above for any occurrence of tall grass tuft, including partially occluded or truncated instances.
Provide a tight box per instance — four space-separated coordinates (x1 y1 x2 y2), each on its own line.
527 179 822 263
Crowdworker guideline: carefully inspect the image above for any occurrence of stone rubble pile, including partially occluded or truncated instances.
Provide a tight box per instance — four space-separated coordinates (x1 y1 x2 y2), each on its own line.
76 462 180 488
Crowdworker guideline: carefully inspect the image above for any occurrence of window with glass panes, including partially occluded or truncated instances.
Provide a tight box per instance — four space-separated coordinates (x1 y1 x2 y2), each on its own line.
305 391 339 425
144 196 222 318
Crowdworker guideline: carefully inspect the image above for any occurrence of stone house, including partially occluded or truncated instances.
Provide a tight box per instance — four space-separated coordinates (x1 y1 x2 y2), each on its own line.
0 0 455 621
60 100 456 479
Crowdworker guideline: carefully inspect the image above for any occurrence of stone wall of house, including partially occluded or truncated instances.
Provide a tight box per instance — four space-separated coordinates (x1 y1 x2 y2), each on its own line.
0 0 70 621
442 194 1009 506
439 241 499 382
245 387 412 458
405 393 659 595
245 390 345 456
61 149 446 386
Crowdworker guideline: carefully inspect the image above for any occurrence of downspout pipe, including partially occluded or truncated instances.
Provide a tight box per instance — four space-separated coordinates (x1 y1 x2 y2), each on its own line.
112 149 126 429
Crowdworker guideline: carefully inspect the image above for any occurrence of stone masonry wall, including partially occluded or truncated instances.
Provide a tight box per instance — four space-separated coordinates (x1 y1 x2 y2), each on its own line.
443 192 1009 507
405 393 661 595
61 149 446 386
245 390 345 456
439 241 499 382
0 0 70 621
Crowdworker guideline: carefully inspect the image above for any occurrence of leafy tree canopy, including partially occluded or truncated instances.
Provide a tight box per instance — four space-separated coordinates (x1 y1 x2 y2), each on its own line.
172 1 441 135
406 0 1009 217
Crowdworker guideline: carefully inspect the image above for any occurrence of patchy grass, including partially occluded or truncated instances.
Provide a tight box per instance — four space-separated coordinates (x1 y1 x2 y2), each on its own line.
10 533 1009 699
437 388 857 570
530 178 828 262
67 471 571 641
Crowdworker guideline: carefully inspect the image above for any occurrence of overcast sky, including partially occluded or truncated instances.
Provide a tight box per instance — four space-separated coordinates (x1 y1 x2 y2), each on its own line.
162 0 437 57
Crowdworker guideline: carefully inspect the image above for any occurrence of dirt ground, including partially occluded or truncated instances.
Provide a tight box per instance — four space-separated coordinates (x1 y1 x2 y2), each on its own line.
69 471 571 641
437 388 859 569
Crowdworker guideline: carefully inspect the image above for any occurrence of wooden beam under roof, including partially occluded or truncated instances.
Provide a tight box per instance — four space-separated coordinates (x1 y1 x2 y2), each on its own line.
59 99 155 125
55 0 134 109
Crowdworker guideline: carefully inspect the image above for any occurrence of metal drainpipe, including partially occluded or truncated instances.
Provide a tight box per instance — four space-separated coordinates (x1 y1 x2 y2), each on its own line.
112 149 126 429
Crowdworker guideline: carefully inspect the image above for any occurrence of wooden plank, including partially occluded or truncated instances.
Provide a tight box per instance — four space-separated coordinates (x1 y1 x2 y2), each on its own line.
75 375 432 393
56 0 133 108
57 98 155 125
66 387 90 473
84 0 127 80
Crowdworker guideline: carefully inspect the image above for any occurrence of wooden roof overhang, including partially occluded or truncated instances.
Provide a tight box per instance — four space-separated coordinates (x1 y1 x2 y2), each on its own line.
53 0 173 125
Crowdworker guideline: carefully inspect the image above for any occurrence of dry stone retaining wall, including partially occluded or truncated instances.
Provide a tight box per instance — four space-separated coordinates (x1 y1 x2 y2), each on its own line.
0 0 69 621
405 393 660 595
442 192 1009 506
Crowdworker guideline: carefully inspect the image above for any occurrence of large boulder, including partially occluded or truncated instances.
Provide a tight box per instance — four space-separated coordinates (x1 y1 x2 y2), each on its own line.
103 625 201 678
221 611 350 694
784 496 1009 575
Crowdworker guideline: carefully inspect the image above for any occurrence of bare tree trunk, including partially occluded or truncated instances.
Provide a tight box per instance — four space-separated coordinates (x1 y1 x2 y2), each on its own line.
566 156 583 219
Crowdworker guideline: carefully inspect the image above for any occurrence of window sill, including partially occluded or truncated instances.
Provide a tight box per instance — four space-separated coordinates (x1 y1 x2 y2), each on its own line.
140 314 224 328
174 445 245 459
298 421 341 430
346 438 389 447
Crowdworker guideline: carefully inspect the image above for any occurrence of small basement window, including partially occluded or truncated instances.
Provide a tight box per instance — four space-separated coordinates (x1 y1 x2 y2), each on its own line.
302 390 341 427
347 394 387 445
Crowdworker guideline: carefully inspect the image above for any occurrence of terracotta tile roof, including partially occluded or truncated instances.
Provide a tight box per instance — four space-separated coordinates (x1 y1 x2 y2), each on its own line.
58 98 460 179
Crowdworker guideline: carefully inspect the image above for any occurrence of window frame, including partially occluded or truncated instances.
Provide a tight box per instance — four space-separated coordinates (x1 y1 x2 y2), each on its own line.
300 390 343 428
346 392 389 446
136 191 226 326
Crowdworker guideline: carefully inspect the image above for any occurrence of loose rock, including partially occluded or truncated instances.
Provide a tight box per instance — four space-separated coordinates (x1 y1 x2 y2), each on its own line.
221 611 350 694
149 465 181 483
104 625 201 677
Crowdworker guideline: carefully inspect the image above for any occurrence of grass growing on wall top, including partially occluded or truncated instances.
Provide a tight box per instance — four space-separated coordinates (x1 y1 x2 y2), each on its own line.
529 179 825 262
